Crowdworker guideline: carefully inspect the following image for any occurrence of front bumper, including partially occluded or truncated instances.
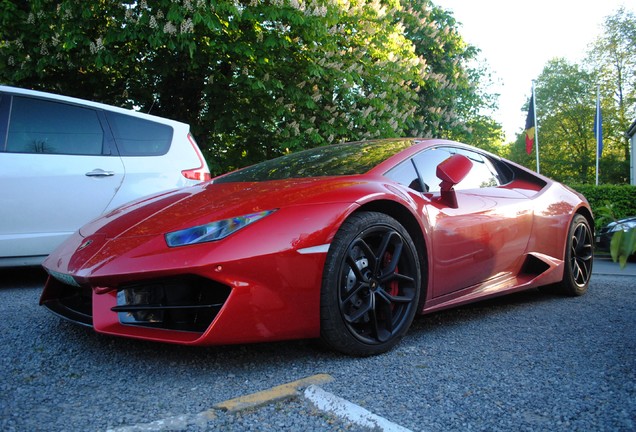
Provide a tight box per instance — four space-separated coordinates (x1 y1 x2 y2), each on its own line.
42 273 231 334
40 235 327 345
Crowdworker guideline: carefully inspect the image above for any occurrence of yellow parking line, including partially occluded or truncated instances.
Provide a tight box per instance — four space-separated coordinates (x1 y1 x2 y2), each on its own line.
210 373 334 414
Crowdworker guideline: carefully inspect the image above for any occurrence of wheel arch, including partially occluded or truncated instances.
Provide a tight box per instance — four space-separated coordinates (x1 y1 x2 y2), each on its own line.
353 199 429 308
575 205 595 236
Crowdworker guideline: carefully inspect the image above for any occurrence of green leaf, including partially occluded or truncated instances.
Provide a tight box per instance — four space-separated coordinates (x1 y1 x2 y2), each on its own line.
610 230 623 262
611 228 636 269
622 229 636 267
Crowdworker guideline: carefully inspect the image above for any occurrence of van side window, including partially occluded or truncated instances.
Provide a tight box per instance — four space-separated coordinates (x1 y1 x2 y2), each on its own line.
5 97 104 155
0 95 10 150
106 112 172 156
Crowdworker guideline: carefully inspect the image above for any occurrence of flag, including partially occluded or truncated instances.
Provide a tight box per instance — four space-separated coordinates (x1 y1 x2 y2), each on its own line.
524 95 535 155
594 86 603 186
593 92 603 158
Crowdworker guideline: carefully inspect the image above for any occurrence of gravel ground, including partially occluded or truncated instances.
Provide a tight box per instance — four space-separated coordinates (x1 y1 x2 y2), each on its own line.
0 269 634 431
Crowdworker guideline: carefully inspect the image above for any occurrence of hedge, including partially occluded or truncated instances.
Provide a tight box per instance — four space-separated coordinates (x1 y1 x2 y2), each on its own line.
569 184 636 227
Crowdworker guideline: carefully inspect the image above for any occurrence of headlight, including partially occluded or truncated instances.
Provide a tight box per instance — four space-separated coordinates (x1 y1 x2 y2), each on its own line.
609 220 636 233
165 210 276 247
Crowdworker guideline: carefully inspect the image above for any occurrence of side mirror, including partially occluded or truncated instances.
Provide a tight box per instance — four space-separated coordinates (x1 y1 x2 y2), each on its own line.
436 154 472 208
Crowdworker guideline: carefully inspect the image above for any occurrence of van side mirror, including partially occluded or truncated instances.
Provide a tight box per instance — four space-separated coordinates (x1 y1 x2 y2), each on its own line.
436 154 472 208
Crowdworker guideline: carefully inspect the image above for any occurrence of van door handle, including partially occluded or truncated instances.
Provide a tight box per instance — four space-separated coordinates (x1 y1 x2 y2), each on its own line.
85 169 115 177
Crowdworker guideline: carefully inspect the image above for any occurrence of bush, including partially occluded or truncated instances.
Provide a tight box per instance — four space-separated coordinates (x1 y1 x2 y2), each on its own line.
568 184 636 228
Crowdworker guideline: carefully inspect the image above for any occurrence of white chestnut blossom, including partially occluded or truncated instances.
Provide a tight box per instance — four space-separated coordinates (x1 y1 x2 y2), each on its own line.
163 22 177 34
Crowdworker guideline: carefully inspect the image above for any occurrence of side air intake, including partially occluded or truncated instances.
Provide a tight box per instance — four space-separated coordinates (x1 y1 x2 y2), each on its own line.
519 254 552 276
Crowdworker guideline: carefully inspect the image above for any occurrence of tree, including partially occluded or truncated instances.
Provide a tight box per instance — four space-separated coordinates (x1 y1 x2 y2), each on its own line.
507 9 635 185
1 0 502 174
512 60 597 183
587 7 636 163
507 56 630 184
397 0 504 149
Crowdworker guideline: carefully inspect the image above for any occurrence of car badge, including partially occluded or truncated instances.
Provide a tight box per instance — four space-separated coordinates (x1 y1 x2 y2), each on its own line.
78 239 93 251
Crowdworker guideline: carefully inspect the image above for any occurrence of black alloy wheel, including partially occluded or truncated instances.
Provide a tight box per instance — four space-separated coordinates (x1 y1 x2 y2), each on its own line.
557 214 594 296
320 211 421 356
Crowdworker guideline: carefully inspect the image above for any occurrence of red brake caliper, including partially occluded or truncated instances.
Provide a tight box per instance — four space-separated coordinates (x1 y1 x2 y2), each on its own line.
383 252 399 303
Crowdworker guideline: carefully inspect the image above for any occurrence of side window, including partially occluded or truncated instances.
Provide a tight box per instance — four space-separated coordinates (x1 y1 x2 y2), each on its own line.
106 112 172 156
410 146 501 193
451 148 500 189
412 148 454 193
5 96 104 155
385 159 424 192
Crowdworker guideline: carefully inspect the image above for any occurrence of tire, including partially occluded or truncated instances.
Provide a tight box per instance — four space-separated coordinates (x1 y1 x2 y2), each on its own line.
320 211 421 356
552 214 594 296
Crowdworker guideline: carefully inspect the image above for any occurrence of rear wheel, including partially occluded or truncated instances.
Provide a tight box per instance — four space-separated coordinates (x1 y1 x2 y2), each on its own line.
552 214 594 296
320 212 421 356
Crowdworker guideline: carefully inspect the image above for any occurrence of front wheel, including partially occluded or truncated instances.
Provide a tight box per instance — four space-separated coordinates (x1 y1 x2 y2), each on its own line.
554 214 594 296
320 212 421 356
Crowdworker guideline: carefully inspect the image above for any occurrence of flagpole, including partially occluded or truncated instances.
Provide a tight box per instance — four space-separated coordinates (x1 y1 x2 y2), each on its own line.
595 85 600 186
532 82 540 174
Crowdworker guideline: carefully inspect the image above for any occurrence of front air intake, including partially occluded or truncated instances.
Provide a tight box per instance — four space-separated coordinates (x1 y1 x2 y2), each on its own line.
41 277 93 327
112 275 231 333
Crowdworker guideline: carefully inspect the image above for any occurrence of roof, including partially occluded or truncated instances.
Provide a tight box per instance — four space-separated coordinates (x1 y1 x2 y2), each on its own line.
0 85 187 127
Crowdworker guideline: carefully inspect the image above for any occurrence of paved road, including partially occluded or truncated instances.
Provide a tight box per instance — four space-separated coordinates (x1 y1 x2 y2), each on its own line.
0 260 634 431
593 254 636 276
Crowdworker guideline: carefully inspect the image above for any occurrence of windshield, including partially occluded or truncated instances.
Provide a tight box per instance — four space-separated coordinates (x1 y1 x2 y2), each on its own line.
214 139 414 183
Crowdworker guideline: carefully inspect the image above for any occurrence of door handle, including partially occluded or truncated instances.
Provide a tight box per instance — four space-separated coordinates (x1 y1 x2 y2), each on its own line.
85 169 116 177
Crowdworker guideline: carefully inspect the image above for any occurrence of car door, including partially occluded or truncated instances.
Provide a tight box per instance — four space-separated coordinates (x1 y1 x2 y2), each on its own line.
0 94 125 259
413 147 533 297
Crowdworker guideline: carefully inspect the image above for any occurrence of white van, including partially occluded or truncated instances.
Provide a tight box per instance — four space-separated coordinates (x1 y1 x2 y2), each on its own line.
0 85 211 267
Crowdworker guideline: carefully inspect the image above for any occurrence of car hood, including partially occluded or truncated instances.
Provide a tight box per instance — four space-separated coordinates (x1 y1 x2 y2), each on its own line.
79 177 371 240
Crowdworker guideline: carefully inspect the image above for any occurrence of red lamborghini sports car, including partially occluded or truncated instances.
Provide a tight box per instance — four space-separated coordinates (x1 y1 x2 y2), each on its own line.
40 139 594 356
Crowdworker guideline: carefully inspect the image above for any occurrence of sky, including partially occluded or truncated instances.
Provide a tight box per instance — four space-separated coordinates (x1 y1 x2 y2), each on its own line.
431 0 635 142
